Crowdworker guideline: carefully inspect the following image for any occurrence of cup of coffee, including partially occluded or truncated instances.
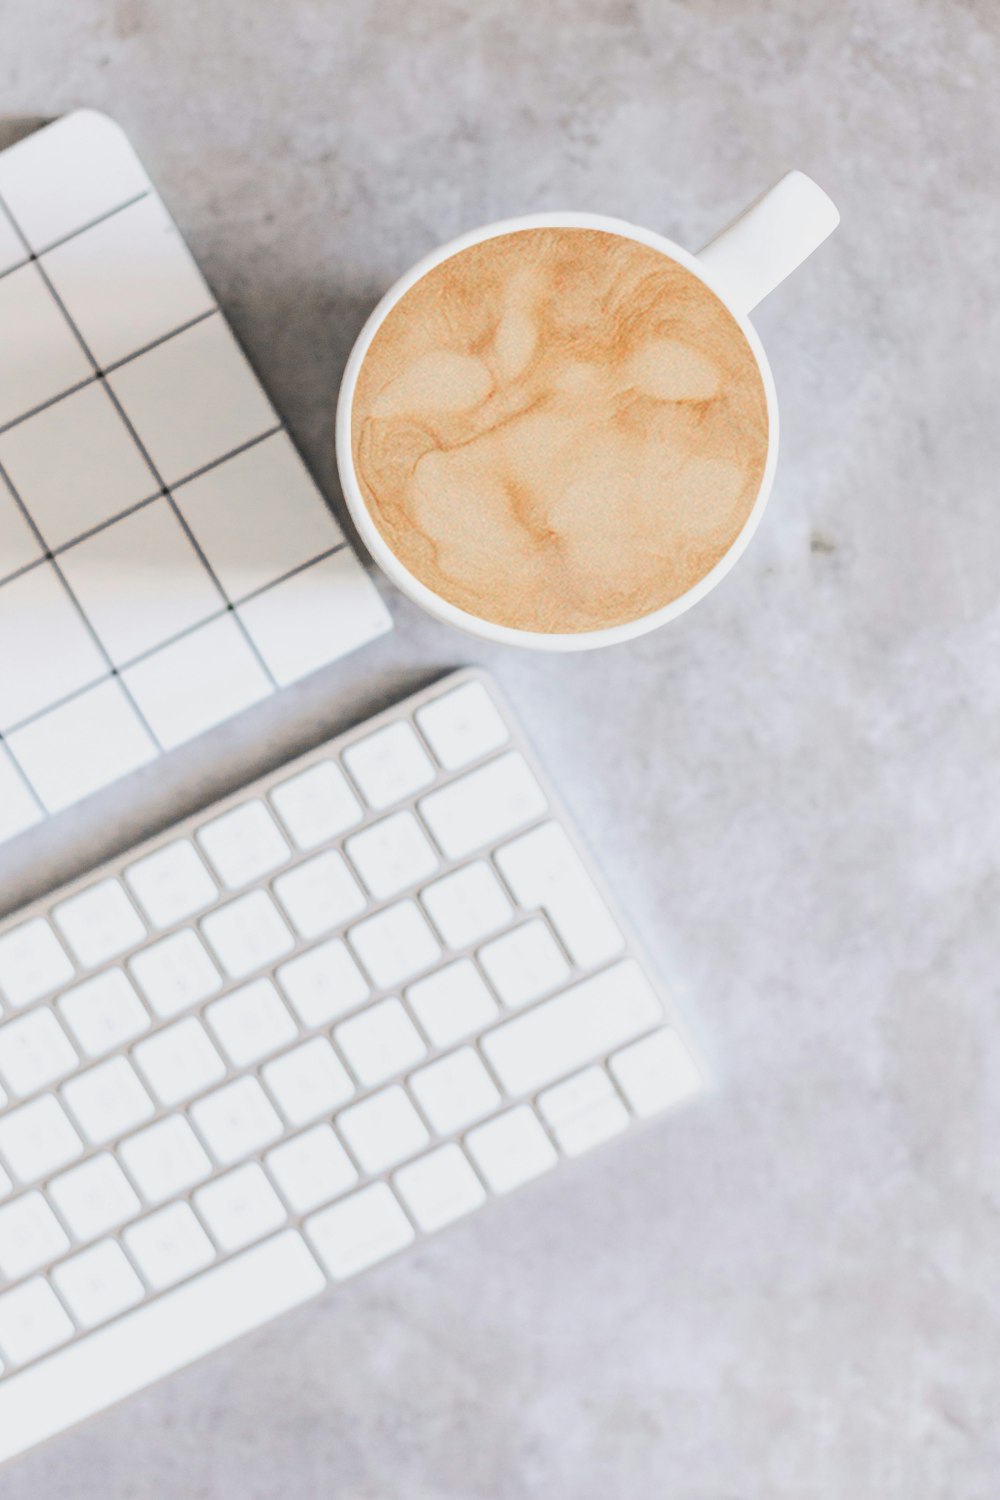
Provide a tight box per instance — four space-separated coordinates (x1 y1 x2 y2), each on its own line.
335 171 838 650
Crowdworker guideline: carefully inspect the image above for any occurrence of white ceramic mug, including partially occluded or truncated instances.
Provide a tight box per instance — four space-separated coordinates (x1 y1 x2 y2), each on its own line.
335 171 839 651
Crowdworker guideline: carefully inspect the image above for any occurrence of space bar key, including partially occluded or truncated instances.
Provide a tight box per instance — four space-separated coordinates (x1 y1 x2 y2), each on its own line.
0 1230 326 1466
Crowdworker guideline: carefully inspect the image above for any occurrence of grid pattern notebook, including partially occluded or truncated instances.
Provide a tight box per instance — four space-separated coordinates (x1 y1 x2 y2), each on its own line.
0 110 392 841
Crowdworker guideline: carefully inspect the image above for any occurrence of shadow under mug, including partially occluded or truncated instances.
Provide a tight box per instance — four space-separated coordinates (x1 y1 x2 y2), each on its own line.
335 171 839 652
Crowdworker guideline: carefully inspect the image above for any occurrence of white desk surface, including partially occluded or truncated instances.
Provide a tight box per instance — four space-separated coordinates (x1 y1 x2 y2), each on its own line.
1 3 997 1496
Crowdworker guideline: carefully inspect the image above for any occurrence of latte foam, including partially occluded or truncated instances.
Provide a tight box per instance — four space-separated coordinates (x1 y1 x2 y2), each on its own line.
351 228 768 633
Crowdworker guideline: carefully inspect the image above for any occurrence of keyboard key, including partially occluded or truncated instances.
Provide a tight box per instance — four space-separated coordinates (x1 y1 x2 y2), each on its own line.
58 969 150 1057
47 1153 140 1241
342 722 435 810
0 1279 74 1366
0 1096 82 1182
421 862 512 949
465 1107 556 1194
609 1029 703 1117
196 800 290 889
201 891 294 979
481 960 662 1097
205 978 298 1067
266 1125 357 1215
276 939 369 1029
336 1086 428 1175
494 823 623 968
0 1008 78 1097
409 1048 501 1136
124 840 218 928
305 1182 413 1280
415 680 508 770
406 960 498 1048
62 1057 154 1144
269 760 362 850
334 999 425 1088
190 1077 283 1166
52 1240 144 1329
347 901 441 989
537 1067 629 1156
0 1192 69 1279
272 850 366 940
418 753 547 860
133 1018 226 1107
118 1116 212 1204
478 919 571 1009
394 1145 486 1233
345 811 439 901
0 920 74 1012
195 1162 287 1253
0 1232 324 1460
129 929 222 1020
52 879 146 968
262 1038 354 1127
124 1203 215 1290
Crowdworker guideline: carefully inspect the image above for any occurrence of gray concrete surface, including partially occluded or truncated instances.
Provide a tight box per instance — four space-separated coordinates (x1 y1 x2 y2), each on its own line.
1 1 998 1494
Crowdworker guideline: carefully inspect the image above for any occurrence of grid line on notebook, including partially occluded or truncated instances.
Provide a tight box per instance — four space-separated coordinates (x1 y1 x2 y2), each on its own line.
36 286 285 698
0 377 97 440
0 422 299 574
0 460 165 752
0 188 151 272
4 199 286 701
0 111 391 835
0 539 353 742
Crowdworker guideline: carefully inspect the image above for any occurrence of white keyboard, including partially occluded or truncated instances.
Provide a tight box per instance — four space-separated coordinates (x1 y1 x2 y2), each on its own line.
0 669 703 1464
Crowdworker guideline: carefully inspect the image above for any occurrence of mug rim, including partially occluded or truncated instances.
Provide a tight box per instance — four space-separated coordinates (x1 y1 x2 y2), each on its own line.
335 210 780 651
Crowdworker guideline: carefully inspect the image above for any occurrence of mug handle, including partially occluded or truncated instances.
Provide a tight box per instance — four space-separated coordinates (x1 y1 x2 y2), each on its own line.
697 170 839 315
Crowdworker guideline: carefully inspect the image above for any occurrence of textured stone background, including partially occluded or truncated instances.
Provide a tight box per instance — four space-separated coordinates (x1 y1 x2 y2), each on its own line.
2 1 998 1494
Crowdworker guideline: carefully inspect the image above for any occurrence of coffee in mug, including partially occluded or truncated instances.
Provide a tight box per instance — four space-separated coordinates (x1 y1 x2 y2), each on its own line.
351 229 768 634
337 175 839 650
